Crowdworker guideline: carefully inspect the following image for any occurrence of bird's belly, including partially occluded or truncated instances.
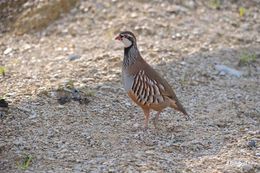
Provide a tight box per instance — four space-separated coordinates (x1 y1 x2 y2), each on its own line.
127 90 168 111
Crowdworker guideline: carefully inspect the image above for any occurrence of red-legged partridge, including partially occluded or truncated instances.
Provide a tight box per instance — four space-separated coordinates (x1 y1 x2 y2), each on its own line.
115 31 190 129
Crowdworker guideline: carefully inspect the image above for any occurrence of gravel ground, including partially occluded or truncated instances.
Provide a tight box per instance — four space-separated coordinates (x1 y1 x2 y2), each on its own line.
0 0 260 172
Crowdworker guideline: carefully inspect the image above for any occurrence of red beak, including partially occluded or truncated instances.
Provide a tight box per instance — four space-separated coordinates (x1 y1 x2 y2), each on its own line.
115 35 122 41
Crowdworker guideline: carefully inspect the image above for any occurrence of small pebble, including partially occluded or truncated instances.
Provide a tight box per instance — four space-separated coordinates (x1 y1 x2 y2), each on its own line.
180 61 186 65
68 54 81 61
4 47 12 55
214 64 242 78
247 140 256 148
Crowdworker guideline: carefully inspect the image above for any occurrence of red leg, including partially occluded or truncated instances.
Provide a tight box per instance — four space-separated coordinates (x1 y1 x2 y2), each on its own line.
153 111 161 129
142 109 150 129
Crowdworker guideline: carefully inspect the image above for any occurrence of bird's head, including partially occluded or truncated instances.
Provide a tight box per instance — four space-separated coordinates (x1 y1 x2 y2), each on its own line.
115 31 136 48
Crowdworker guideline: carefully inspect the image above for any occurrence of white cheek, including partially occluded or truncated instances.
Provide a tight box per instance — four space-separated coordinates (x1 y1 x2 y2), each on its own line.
122 37 132 47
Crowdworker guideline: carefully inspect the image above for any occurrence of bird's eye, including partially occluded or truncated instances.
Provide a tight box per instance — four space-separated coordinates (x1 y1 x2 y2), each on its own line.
126 34 133 39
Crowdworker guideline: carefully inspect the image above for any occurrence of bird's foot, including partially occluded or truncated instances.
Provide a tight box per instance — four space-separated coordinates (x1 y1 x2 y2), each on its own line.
142 124 149 132
152 117 159 130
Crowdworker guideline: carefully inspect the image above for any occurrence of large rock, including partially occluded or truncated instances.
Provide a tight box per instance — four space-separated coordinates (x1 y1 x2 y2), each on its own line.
0 0 78 35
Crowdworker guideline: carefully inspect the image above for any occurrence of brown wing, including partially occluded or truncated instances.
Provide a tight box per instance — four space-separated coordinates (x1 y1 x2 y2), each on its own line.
144 66 178 100
131 70 166 106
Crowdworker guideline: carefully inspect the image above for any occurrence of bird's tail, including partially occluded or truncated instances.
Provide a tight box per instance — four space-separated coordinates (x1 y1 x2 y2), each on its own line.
169 99 191 120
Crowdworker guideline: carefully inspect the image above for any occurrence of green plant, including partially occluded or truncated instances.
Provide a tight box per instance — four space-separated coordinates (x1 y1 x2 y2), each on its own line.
239 7 246 17
81 87 95 97
210 0 221 9
57 80 75 90
65 80 75 89
17 154 32 170
239 53 257 76
84 90 95 97
0 66 5 76
239 53 256 66
180 72 189 86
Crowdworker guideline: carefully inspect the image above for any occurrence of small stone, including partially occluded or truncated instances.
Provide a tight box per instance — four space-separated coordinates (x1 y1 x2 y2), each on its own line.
145 150 155 155
21 44 31 51
176 33 181 38
68 54 80 61
183 0 196 9
180 61 186 65
57 105 66 109
125 102 132 107
130 12 137 18
4 47 12 55
29 111 37 119
172 35 176 39
133 123 140 128
247 140 256 148
214 64 242 78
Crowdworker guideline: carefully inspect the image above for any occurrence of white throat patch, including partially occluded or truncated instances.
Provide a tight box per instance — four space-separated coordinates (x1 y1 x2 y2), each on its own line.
122 37 132 48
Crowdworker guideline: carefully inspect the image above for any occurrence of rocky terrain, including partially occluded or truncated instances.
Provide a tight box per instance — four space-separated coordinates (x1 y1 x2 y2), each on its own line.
0 0 259 172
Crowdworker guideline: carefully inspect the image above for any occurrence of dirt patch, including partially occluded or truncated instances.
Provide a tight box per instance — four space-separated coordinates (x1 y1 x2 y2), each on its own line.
1 0 259 172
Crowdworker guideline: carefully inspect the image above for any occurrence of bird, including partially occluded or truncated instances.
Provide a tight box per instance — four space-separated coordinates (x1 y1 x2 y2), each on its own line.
115 31 190 129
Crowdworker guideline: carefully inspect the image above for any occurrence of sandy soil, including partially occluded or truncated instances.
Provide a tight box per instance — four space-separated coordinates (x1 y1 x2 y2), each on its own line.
0 0 260 172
